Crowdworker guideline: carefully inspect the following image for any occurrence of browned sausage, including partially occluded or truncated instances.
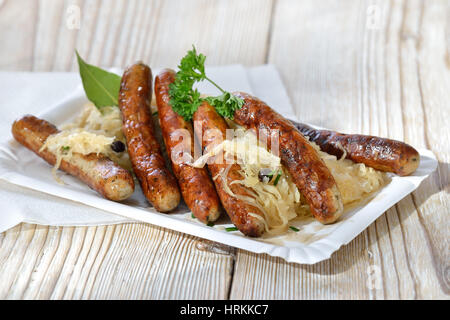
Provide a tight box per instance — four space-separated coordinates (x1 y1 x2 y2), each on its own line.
11 115 135 201
193 102 266 236
119 63 180 212
232 92 343 224
294 122 420 176
154 69 221 223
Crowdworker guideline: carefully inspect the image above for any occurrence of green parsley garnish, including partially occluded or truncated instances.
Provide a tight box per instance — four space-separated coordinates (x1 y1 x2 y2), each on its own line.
207 222 215 227
191 213 196 219
289 226 300 232
225 227 239 232
61 146 70 152
169 46 244 120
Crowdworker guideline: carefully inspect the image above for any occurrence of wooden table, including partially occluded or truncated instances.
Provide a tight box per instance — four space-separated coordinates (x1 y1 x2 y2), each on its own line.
0 0 448 299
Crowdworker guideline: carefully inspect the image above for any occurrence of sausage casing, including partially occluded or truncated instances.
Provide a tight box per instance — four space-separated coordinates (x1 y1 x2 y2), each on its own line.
11 115 135 201
193 102 266 236
233 92 344 224
294 122 420 176
119 63 180 212
155 69 221 223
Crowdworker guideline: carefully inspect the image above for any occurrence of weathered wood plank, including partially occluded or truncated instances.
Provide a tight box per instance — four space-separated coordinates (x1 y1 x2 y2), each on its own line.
0 0 38 70
230 0 449 299
0 0 272 300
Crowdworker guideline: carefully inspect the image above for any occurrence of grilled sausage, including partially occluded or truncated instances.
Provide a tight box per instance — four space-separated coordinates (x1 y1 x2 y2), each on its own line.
232 92 344 224
193 102 265 236
155 69 221 223
119 63 180 212
11 115 135 201
294 122 420 176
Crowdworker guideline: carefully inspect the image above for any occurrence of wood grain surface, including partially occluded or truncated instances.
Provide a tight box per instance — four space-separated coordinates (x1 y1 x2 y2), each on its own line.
0 0 448 299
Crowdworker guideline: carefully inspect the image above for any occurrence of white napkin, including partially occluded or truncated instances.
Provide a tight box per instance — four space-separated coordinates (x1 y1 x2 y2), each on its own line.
0 65 296 233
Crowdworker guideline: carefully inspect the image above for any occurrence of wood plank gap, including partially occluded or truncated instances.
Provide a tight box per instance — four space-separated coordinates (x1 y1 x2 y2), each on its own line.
50 1 71 71
263 0 276 63
384 210 403 299
85 0 103 63
226 249 236 300
373 220 387 299
398 0 407 142
120 0 142 67
107 0 128 67
383 0 393 138
415 0 431 150
142 1 162 64
394 202 419 299
30 0 39 71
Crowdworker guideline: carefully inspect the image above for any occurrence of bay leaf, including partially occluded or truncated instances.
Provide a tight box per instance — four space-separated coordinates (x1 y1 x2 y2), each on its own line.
76 51 121 109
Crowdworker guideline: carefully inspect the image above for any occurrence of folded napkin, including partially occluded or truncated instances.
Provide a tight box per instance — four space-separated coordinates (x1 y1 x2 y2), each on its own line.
0 65 296 233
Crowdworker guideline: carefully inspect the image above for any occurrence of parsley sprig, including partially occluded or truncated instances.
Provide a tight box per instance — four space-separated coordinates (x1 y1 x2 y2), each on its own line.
169 46 244 120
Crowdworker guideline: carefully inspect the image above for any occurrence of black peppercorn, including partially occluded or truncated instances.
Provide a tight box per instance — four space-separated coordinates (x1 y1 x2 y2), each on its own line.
111 140 126 153
258 168 274 183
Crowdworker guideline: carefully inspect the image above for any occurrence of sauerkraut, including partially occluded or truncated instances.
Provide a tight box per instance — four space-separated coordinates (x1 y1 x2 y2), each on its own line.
61 103 131 170
61 104 124 141
40 103 132 182
313 142 387 205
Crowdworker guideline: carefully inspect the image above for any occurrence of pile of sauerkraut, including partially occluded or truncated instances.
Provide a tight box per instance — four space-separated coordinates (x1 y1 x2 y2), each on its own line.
40 103 132 182
313 142 387 205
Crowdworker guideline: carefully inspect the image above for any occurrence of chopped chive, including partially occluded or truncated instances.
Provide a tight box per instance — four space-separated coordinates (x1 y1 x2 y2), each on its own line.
273 170 282 186
289 226 300 232
152 111 158 116
191 213 196 219
225 227 238 232
207 222 215 227
61 146 70 151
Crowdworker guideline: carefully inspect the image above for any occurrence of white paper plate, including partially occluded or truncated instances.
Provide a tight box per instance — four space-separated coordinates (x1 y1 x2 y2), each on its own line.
0 89 437 264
